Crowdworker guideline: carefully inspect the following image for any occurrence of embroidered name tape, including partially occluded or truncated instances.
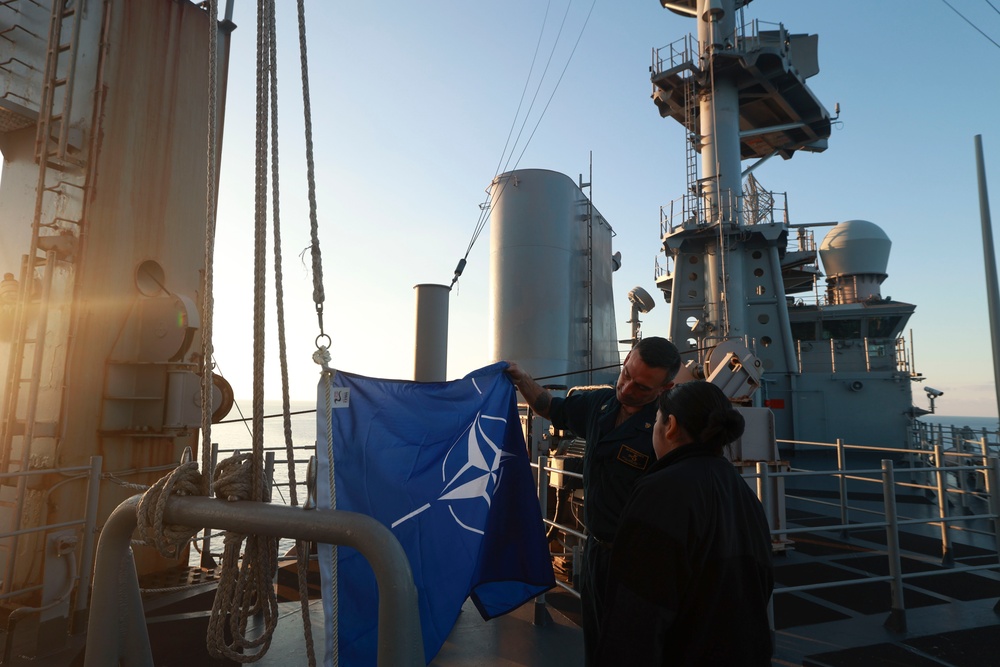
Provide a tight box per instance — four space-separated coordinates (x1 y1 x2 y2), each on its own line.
617 444 649 470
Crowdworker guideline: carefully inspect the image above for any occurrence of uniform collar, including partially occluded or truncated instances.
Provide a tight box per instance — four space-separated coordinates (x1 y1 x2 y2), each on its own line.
598 394 657 432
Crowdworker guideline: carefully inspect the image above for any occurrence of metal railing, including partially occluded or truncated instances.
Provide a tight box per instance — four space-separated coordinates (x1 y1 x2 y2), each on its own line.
651 19 788 80
85 494 423 667
0 457 101 610
534 457 585 603
774 435 1000 629
651 33 697 81
795 336 904 374
533 434 1000 634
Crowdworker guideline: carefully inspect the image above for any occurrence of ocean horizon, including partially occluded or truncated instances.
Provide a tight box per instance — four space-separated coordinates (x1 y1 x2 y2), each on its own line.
917 414 1000 432
210 401 1000 455
187 402 998 563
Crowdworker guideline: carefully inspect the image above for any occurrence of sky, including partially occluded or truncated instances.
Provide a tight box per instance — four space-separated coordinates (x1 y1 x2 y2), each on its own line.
211 0 1000 418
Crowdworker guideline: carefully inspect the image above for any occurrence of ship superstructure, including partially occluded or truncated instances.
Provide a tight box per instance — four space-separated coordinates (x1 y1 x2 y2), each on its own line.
0 0 234 657
652 0 920 447
0 1 992 665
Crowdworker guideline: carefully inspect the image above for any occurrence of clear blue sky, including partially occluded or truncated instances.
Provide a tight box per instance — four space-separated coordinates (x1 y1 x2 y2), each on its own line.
212 0 1000 418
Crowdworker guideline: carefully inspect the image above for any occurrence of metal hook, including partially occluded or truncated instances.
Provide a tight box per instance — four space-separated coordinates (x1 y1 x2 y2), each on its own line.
304 455 318 510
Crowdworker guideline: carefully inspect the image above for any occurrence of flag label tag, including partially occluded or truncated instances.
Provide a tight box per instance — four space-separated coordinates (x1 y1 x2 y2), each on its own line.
331 388 350 408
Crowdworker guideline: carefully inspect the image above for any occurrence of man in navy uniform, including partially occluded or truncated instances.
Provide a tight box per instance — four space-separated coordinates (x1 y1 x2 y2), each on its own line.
506 336 681 666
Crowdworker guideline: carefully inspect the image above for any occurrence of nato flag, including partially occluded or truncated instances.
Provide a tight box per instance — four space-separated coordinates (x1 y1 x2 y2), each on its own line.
316 362 555 666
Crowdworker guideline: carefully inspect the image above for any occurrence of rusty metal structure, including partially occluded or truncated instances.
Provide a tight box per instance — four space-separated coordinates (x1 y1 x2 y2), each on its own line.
0 0 233 657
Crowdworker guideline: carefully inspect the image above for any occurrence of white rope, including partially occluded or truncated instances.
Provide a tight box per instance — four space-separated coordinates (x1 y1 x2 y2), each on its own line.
268 13 315 662
322 367 338 667
296 0 325 335
201 0 219 493
289 2 326 661
204 0 280 660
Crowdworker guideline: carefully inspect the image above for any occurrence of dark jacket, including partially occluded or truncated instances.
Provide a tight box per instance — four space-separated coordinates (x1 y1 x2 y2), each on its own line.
596 442 774 666
549 388 658 542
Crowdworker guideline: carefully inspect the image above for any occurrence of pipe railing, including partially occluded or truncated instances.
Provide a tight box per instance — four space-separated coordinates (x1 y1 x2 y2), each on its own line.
532 440 1000 635
0 457 101 614
84 494 423 667
768 455 1000 632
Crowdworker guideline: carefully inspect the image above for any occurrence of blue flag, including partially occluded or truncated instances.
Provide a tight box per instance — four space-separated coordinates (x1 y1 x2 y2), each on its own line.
316 362 555 666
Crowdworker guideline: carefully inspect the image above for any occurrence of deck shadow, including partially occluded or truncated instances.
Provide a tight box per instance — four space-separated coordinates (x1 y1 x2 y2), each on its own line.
772 593 850 629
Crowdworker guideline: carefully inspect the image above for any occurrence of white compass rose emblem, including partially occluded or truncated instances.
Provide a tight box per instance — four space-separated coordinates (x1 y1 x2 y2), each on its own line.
392 410 516 533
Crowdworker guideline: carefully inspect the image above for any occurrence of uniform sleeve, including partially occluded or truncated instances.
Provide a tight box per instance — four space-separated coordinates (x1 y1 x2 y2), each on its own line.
548 391 599 438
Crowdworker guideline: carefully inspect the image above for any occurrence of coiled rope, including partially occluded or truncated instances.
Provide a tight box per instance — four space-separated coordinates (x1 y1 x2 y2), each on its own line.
136 455 207 559
205 453 279 661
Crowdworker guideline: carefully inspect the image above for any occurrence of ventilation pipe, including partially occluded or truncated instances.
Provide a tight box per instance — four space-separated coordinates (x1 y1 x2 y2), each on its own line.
413 284 449 382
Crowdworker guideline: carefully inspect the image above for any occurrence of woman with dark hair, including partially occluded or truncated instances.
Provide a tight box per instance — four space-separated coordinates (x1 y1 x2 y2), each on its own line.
596 381 774 666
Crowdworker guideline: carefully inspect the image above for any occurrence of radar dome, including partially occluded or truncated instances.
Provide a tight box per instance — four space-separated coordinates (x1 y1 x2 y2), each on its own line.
819 219 891 279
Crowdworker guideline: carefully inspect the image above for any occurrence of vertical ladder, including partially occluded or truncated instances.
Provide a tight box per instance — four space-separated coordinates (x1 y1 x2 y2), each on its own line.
682 70 699 223
580 158 594 385
34 0 85 167
0 0 87 596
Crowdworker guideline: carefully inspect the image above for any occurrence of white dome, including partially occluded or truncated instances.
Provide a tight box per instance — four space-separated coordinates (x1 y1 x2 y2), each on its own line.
818 219 891 278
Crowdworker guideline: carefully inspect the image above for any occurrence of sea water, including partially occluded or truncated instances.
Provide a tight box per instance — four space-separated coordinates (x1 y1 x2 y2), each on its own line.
918 415 1000 433
190 398 318 564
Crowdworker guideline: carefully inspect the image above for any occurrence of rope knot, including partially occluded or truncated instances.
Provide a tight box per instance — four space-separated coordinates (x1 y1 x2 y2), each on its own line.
214 452 255 502
311 346 331 368
136 461 207 559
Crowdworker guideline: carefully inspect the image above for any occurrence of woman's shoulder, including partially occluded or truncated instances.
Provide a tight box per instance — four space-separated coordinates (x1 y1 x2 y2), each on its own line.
634 453 714 496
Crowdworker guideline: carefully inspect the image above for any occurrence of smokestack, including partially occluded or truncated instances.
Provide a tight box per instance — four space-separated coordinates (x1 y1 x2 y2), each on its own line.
413 283 449 382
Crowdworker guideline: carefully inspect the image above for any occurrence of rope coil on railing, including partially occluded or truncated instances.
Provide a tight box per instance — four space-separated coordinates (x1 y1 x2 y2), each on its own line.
214 452 255 501
205 451 280 662
136 460 207 558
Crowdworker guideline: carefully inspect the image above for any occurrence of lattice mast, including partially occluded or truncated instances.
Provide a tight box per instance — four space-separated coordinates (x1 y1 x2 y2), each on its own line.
653 0 831 366
693 0 745 340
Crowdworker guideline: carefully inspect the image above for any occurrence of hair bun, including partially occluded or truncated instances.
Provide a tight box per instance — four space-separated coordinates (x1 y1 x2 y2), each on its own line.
657 381 747 452
699 408 745 446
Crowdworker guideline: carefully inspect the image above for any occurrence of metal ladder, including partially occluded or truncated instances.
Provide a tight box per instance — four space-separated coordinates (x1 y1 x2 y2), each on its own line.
580 160 594 384
0 0 88 596
682 71 699 223
34 0 86 168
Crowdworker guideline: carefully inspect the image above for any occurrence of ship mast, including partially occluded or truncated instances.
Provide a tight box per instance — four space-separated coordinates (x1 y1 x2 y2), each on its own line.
694 1 746 341
656 1 925 449
654 0 834 436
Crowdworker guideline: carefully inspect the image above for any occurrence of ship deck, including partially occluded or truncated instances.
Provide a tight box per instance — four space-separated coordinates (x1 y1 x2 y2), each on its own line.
21 450 1000 666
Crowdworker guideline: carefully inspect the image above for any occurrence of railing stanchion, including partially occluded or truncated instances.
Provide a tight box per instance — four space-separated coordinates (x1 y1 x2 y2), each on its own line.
534 455 552 626
982 438 992 496
934 445 954 567
881 459 907 633
264 451 275 503
756 462 773 539
989 457 1000 616
73 455 103 628
757 458 779 645
836 438 848 537
956 436 970 514
990 457 1000 562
